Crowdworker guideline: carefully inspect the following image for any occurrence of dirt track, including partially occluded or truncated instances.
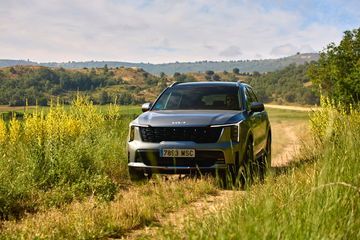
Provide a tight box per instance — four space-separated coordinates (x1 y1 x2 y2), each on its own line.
265 104 316 112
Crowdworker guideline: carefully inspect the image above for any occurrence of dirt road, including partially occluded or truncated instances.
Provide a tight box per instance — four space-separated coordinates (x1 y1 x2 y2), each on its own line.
123 190 243 239
265 104 316 112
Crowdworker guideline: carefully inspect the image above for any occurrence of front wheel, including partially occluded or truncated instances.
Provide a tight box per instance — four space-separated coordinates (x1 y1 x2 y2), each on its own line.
128 167 152 182
238 139 255 189
259 134 272 181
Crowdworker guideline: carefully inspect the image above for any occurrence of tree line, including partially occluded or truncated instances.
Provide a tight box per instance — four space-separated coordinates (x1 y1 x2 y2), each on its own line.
0 65 156 106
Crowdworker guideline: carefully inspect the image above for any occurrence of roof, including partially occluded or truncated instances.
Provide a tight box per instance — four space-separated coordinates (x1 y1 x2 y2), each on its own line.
172 81 240 87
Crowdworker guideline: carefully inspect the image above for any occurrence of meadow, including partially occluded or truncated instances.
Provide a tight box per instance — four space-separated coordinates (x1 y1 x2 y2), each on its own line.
0 98 358 239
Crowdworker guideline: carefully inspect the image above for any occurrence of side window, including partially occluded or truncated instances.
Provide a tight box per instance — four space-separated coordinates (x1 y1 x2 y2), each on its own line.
245 87 254 110
248 87 258 102
245 86 258 110
153 91 171 110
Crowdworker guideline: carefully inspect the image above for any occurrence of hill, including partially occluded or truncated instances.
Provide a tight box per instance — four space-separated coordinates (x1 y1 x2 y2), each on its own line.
0 62 319 107
246 63 319 105
0 65 166 106
0 53 319 75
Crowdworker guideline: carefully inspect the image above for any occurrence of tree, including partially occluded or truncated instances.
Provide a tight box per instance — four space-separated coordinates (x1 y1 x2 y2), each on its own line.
205 70 214 76
233 68 240 74
9 67 16 74
103 64 109 73
212 74 221 81
253 71 261 77
308 28 360 104
99 90 109 105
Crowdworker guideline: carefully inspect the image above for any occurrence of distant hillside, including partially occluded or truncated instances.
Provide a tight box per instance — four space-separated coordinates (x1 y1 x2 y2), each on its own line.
0 65 166 106
246 63 319 105
0 62 318 107
0 53 319 75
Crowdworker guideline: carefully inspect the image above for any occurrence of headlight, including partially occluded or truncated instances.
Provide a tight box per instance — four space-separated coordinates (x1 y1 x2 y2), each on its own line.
210 121 242 142
129 125 135 142
128 123 149 142
230 125 239 142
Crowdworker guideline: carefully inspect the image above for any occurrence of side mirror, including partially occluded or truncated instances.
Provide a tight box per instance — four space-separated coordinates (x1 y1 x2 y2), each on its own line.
250 102 264 112
142 102 152 112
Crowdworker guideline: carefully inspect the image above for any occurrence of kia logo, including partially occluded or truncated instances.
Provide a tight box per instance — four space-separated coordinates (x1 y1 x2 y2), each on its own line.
172 121 186 124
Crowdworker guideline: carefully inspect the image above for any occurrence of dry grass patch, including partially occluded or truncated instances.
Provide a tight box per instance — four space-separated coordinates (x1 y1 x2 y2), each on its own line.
0 178 217 239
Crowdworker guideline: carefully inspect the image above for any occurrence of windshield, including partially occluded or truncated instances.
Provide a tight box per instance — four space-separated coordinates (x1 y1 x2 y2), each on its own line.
152 85 242 110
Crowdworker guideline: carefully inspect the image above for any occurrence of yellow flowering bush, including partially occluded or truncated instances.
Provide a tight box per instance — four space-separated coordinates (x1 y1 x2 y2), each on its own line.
310 95 360 144
22 95 104 146
0 117 7 144
0 95 127 219
9 113 20 145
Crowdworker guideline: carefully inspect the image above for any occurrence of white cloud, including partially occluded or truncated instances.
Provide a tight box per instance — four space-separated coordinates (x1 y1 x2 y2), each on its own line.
0 0 355 63
219 46 242 57
270 44 298 56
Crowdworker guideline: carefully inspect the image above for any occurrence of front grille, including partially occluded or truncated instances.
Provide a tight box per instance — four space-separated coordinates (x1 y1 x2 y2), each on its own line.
136 150 225 167
139 127 222 143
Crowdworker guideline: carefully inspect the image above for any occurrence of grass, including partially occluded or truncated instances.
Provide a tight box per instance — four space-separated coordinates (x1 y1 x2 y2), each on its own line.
0 100 218 239
0 104 142 117
148 102 360 239
0 178 217 239
266 108 310 122
0 99 139 220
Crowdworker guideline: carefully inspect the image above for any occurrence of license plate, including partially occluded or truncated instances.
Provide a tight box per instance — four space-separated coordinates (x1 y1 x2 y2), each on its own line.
160 149 195 158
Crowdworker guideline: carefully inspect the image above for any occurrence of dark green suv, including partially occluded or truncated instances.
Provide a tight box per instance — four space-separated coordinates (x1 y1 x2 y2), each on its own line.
127 81 271 186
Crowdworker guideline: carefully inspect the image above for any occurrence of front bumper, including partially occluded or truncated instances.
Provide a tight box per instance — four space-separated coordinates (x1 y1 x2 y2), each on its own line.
128 162 227 174
127 125 243 174
127 140 240 174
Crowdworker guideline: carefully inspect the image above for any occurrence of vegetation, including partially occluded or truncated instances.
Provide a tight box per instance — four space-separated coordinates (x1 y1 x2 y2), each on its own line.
0 178 217 239
0 66 163 106
0 95 218 239
150 98 360 239
0 96 131 219
309 28 360 104
0 61 320 107
247 63 319 105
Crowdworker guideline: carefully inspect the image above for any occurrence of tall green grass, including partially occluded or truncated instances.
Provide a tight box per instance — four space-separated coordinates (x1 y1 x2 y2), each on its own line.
154 99 360 239
0 98 135 220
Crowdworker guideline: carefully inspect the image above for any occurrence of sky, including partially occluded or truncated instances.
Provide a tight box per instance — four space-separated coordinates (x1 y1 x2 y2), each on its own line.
0 0 359 63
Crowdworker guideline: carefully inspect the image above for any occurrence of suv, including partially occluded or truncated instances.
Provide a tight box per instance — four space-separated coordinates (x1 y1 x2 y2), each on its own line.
127 82 271 185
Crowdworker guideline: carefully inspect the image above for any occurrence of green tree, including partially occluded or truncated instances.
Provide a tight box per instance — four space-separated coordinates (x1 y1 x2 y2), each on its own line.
103 64 109 73
212 74 221 81
308 28 360 104
253 71 261 77
99 90 109 105
9 67 16 74
205 70 214 76
233 68 240 74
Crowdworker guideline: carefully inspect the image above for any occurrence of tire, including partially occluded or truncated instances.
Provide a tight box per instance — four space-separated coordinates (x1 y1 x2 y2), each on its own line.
239 138 255 189
259 134 272 182
128 167 151 182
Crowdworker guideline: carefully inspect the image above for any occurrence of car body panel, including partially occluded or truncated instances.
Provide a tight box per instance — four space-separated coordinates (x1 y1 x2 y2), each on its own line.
126 81 271 176
136 110 246 127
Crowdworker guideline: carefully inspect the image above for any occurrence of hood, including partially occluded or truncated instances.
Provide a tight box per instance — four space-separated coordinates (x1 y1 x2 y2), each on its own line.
134 110 245 127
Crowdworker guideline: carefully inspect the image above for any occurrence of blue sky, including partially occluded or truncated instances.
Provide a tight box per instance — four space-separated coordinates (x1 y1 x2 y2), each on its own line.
0 0 359 63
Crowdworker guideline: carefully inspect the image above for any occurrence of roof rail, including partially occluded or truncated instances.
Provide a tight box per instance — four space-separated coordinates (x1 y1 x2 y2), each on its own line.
169 81 182 87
